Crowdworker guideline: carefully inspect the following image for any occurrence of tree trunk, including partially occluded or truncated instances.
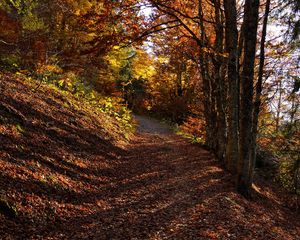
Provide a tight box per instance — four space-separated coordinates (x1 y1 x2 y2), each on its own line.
198 0 214 149
249 0 271 186
237 0 260 197
213 0 226 160
223 0 239 173
276 80 283 132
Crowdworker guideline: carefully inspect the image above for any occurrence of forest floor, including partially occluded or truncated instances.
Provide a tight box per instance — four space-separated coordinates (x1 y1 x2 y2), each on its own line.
1 73 300 239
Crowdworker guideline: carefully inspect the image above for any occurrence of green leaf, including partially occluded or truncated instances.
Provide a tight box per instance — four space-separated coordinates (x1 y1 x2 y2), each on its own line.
16 124 25 134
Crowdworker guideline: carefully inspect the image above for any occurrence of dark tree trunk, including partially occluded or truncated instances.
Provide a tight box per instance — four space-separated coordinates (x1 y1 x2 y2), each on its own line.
223 0 239 172
213 0 226 160
198 0 214 149
237 0 260 197
249 0 271 186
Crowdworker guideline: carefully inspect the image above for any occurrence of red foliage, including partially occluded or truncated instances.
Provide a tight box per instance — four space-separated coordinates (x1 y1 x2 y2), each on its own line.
180 116 206 138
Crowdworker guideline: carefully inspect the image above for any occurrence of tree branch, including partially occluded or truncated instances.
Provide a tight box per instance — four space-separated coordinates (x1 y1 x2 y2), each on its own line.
151 2 201 45
0 39 16 46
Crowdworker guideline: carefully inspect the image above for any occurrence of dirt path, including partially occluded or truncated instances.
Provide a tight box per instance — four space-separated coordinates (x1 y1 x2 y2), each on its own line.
56 116 298 239
134 115 173 135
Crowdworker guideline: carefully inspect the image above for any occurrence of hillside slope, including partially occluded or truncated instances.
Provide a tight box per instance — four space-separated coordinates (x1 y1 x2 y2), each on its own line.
0 72 299 239
0 72 132 238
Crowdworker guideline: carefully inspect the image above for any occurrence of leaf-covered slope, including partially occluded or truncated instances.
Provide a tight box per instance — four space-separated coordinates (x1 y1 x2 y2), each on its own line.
0 72 131 237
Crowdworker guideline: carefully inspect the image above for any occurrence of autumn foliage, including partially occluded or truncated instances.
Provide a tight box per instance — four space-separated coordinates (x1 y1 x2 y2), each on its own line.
0 0 299 238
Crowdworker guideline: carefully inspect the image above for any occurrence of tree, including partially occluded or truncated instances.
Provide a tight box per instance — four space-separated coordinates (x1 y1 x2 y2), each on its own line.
223 0 239 172
143 0 272 196
237 0 260 196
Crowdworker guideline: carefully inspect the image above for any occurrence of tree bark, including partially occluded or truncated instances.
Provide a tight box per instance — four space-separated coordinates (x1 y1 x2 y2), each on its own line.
198 0 214 148
237 0 260 197
276 80 283 132
213 0 226 160
223 0 239 172
249 0 271 186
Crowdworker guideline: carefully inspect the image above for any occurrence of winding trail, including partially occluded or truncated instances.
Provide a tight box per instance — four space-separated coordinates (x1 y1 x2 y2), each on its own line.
1 84 299 240
61 116 298 239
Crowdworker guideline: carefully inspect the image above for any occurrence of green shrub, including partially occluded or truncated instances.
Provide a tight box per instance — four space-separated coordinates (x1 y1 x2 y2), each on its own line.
30 68 135 136
278 149 300 194
269 122 300 194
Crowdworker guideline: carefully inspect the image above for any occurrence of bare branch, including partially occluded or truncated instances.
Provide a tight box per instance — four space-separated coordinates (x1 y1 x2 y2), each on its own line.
0 39 16 46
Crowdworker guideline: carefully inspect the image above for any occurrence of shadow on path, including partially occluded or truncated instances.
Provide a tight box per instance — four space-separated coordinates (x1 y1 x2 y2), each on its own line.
1 81 299 240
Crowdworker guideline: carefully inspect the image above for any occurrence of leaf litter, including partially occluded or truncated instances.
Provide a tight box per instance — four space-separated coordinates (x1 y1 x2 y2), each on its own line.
0 73 299 239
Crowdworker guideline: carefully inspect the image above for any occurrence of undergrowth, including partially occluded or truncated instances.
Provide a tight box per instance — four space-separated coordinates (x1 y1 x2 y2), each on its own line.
175 116 206 144
258 122 300 195
14 65 135 142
